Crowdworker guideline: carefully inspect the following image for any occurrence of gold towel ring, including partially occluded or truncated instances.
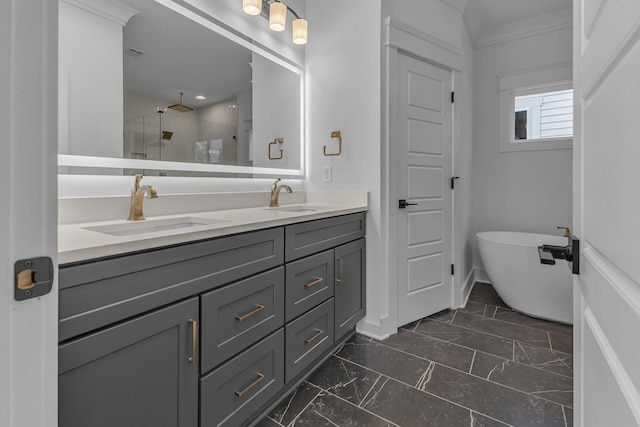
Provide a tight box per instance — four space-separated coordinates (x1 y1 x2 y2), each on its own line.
268 138 284 160
323 131 342 156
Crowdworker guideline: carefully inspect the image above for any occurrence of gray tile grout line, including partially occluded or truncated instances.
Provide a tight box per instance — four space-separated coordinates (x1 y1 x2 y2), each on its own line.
313 383 402 427
399 322 517 356
393 327 573 380
284 383 323 427
334 347 570 420
358 373 383 408
452 309 554 344
423 310 571 355
327 356 516 426
468 350 477 374
548 331 554 351
348 337 574 409
458 300 574 338
449 310 458 324
266 416 285 426
562 405 568 427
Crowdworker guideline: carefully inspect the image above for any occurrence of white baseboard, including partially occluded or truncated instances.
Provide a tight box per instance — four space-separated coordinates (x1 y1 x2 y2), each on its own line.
474 268 492 285
459 270 475 307
356 319 393 341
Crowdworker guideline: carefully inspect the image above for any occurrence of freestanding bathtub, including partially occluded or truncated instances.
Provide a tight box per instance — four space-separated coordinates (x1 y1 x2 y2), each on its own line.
477 231 573 324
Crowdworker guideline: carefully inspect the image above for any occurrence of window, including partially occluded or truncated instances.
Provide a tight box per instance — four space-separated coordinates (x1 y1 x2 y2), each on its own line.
499 64 573 152
515 88 573 140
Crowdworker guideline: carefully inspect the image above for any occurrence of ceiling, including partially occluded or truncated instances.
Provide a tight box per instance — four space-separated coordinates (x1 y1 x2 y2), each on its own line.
463 0 573 46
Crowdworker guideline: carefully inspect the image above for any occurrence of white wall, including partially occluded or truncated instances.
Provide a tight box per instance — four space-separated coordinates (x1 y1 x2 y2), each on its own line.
382 0 463 49
471 27 573 274
305 0 382 333
453 22 475 305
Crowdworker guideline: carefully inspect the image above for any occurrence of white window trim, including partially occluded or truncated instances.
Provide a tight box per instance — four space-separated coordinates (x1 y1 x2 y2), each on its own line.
498 63 573 153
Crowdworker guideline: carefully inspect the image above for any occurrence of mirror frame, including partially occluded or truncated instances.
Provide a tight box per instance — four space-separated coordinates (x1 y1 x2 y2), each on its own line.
59 0 305 177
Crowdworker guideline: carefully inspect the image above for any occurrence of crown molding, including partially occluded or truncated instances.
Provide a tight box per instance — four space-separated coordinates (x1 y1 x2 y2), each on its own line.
61 0 138 26
462 7 477 47
476 7 572 49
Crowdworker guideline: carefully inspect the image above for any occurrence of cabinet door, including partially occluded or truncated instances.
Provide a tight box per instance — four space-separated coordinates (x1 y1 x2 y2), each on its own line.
59 298 199 427
334 238 366 339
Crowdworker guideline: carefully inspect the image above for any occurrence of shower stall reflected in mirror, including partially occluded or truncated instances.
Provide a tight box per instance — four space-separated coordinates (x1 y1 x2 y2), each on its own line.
123 110 239 176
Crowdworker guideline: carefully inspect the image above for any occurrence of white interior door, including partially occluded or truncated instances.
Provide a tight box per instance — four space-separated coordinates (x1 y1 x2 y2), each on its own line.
574 0 640 425
0 1 58 426
397 53 452 327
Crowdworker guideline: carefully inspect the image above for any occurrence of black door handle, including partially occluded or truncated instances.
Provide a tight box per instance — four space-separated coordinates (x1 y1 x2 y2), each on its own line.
399 199 418 209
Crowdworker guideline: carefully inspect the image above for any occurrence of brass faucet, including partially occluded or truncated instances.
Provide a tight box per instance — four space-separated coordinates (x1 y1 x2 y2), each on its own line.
128 174 158 221
557 226 571 237
269 178 292 207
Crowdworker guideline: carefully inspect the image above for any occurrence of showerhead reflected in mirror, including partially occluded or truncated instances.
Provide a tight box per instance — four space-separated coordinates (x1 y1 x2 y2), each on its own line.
58 0 303 177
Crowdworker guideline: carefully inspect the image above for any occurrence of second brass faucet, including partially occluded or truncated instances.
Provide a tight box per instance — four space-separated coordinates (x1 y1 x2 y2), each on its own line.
269 178 292 207
128 174 158 221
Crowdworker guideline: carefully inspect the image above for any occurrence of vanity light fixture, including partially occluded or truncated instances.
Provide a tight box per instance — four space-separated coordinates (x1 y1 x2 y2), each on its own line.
243 0 262 15
269 1 286 31
242 0 308 45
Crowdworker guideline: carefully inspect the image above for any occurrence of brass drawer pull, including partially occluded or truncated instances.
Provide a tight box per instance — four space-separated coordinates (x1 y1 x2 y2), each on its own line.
235 373 265 398
336 258 343 283
304 328 325 344
235 305 265 322
304 277 324 288
188 319 197 364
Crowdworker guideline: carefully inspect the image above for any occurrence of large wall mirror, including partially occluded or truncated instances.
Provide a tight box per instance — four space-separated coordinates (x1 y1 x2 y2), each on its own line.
58 0 304 177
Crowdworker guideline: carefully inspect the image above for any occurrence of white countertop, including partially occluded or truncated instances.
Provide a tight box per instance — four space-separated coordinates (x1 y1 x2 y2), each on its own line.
59 193 367 265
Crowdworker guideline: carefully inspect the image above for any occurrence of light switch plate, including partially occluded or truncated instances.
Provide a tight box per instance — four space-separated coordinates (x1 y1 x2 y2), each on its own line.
322 166 332 183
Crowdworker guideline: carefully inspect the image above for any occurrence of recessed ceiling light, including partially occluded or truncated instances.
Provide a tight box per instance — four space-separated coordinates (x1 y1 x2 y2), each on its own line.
195 95 206 100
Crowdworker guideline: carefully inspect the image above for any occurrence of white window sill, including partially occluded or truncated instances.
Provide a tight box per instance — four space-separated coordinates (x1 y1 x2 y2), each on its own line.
499 137 572 153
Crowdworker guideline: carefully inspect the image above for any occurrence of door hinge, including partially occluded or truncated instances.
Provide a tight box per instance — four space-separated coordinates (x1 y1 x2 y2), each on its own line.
451 264 455 275
451 176 459 189
451 91 455 103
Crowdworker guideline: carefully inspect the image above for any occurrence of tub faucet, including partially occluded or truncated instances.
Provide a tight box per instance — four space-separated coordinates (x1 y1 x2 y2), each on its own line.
269 178 292 207
128 175 158 221
556 226 571 237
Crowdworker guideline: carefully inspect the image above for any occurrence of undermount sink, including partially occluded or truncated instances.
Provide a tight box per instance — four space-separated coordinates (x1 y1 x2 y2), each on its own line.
85 217 228 237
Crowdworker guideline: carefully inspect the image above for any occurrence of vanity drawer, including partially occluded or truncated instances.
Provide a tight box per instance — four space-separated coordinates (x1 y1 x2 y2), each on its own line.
201 267 284 373
285 250 334 322
59 227 284 342
200 329 284 427
285 298 334 383
284 212 365 261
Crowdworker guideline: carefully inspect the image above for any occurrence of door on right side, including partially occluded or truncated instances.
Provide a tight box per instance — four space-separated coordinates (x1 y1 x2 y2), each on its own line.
396 52 453 327
574 0 640 424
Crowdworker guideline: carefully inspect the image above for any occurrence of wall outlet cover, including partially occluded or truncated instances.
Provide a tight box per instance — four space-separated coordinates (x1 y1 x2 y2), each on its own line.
322 166 332 183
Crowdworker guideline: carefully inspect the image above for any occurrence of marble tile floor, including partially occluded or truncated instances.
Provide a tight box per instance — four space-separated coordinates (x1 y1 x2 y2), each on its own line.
256 282 573 427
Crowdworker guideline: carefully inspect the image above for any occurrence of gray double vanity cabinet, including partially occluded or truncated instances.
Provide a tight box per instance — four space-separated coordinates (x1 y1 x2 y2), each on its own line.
58 212 366 426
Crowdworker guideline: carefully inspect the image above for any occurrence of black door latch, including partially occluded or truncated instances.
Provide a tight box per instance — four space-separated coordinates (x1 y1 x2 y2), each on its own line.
538 235 580 275
399 199 418 209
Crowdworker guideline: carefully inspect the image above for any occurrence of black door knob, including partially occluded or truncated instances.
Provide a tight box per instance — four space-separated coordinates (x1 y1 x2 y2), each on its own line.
398 199 418 209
